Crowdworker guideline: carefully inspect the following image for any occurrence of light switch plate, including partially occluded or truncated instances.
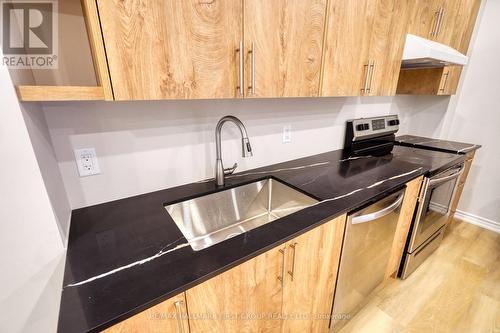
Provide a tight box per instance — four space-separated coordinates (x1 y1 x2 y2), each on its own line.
74 148 101 177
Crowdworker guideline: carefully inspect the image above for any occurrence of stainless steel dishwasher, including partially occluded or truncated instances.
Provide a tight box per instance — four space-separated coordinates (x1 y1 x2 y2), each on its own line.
330 189 405 331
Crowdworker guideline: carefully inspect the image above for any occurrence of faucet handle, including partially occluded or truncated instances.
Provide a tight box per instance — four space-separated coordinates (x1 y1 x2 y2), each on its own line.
224 163 238 175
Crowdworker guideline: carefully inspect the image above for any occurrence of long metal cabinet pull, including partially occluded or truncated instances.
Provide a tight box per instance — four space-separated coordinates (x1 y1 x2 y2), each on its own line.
436 8 445 36
367 60 375 94
287 242 298 281
174 300 186 333
362 61 371 94
431 8 440 36
237 41 244 96
440 71 449 92
351 192 404 224
248 42 256 95
277 247 287 287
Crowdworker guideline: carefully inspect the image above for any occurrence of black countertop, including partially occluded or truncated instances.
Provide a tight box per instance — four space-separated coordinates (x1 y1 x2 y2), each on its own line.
58 146 465 333
396 135 481 154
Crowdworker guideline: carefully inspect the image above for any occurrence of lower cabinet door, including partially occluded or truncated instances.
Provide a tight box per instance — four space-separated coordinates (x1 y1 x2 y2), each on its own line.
185 246 284 333
281 214 347 333
102 293 189 333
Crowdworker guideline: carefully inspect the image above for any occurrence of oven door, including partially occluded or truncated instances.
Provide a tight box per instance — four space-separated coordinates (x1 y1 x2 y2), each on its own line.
408 164 464 252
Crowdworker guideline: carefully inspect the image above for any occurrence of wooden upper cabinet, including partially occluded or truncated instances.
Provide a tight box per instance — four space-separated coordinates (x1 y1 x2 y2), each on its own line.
321 0 409 97
433 0 461 45
406 0 480 48
406 0 437 38
406 0 461 46
243 0 327 98
102 293 189 333
437 0 480 95
367 0 411 96
399 0 481 95
96 0 243 100
449 0 481 53
320 0 374 96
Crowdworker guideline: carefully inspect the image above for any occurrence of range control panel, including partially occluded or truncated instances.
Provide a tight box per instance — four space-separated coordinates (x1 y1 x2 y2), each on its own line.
349 115 400 141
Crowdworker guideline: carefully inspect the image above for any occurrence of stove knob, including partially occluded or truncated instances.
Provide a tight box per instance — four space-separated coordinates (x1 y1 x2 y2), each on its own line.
388 119 400 126
356 124 365 131
363 123 370 130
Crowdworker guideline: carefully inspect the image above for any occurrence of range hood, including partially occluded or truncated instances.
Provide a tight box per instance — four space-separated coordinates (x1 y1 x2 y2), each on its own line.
401 34 468 69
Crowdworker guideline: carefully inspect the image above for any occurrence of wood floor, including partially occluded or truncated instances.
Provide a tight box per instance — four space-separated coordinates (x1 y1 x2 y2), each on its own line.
337 220 500 333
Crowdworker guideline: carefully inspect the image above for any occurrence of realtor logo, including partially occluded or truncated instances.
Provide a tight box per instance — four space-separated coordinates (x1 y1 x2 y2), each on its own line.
1 0 58 68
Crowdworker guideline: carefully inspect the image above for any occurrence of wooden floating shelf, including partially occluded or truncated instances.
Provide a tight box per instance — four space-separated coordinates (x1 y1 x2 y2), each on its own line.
16 85 105 102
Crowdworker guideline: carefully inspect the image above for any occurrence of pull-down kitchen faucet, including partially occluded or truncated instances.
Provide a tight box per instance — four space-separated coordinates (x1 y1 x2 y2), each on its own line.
215 116 253 186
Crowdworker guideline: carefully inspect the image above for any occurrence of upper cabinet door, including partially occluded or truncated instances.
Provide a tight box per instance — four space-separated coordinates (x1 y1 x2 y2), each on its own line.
321 0 409 96
407 0 438 38
448 0 481 53
367 0 410 96
432 0 462 46
97 0 243 100
244 0 327 98
320 0 374 96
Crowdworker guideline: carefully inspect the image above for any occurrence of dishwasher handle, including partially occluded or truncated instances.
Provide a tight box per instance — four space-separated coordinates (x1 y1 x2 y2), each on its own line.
351 192 405 225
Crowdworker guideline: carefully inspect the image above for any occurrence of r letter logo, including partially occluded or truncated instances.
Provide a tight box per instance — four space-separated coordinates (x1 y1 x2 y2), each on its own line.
1 0 58 68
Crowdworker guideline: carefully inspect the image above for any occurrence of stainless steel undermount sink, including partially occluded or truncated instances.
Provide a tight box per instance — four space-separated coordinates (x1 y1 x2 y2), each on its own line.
165 178 318 251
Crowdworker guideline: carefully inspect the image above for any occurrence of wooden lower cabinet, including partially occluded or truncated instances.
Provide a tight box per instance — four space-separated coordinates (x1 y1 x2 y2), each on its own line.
281 215 347 333
185 245 284 333
447 150 476 227
102 293 189 333
385 176 423 278
186 214 347 333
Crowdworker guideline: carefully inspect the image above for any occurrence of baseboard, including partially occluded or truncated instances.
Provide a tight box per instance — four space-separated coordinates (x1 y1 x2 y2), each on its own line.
454 210 500 234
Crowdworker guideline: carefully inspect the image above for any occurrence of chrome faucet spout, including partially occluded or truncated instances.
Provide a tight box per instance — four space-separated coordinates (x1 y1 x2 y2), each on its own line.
215 116 253 186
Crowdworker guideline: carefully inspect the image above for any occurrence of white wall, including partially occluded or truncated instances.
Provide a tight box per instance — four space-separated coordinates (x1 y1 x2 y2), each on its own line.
44 97 404 208
20 104 72 243
440 0 499 228
0 56 65 332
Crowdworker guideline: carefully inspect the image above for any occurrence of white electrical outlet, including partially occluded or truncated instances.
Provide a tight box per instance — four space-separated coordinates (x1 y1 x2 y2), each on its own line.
74 148 101 177
283 125 292 143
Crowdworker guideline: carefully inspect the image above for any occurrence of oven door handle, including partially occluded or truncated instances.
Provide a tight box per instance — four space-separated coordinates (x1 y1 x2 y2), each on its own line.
429 165 464 187
351 192 405 224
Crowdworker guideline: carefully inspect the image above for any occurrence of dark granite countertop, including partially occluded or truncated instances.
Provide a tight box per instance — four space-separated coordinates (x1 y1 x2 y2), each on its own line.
58 146 465 333
396 135 481 154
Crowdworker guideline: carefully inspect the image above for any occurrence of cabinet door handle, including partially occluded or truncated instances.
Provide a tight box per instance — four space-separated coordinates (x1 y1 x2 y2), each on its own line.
277 247 287 287
287 242 298 281
367 60 375 94
362 61 371 94
434 7 444 36
436 8 445 36
248 42 256 95
237 41 244 97
440 71 449 92
174 300 186 333
431 8 440 36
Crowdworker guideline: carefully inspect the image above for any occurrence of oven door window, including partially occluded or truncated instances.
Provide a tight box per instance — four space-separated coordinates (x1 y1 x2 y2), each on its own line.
420 177 458 234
